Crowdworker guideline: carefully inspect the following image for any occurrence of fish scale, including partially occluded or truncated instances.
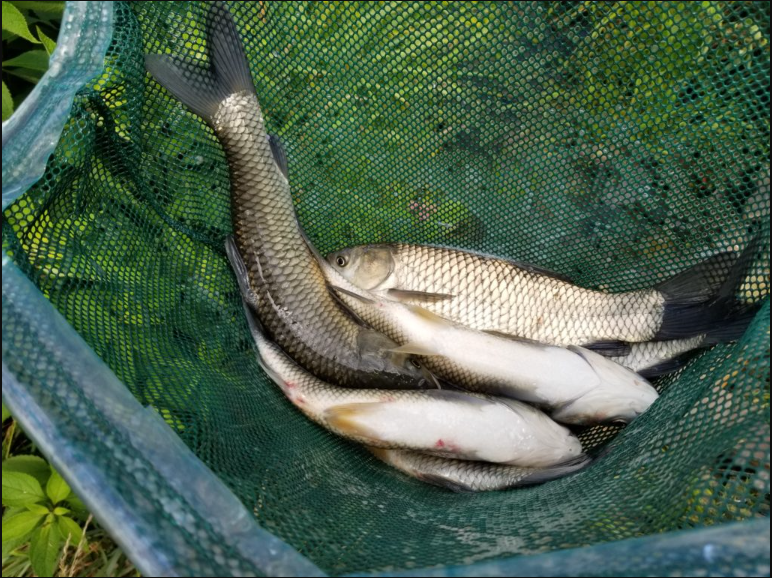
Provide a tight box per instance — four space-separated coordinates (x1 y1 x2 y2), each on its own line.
146 2 433 391
341 243 667 345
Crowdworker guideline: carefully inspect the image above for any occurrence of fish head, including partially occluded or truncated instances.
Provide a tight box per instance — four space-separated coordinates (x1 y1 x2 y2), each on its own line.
357 329 440 390
550 380 660 426
326 246 395 290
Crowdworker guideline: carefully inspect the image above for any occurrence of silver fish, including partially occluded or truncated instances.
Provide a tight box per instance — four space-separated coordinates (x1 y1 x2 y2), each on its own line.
145 3 433 390
240 293 583 468
326 243 748 347
319 261 659 426
369 448 591 492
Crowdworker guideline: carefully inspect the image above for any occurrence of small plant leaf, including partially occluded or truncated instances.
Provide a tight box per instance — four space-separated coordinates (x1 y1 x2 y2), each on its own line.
4 66 44 83
1 1 40 43
29 522 62 578
64 494 89 520
2 510 45 542
1 403 10 422
36 24 55 54
11 1 65 18
3 48 49 71
45 469 71 505
26 503 50 515
2 455 51 487
2 471 46 506
56 515 84 546
2 81 13 120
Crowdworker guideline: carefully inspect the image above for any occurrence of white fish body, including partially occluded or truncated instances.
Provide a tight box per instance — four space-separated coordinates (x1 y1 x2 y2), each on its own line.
244 288 582 467
322 260 659 425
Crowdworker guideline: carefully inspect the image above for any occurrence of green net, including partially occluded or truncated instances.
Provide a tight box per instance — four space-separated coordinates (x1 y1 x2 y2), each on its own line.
2 1 770 575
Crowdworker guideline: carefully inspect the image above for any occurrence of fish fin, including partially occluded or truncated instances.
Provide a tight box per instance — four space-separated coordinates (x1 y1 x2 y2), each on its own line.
480 329 549 347
145 2 254 123
331 285 375 304
327 286 369 327
225 236 260 308
520 454 592 486
582 340 633 357
637 352 702 379
406 305 452 324
503 259 574 283
367 447 390 461
655 250 739 304
416 473 475 493
268 133 289 180
422 389 493 407
703 304 762 345
655 235 763 339
324 404 383 442
386 289 454 303
388 343 441 356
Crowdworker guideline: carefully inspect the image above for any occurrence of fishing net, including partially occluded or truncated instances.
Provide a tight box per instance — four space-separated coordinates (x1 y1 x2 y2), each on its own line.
2 1 770 576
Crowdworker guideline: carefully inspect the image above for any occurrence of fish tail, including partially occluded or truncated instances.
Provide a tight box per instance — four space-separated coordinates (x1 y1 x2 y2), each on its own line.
702 302 763 345
145 2 254 123
519 453 593 486
655 233 764 340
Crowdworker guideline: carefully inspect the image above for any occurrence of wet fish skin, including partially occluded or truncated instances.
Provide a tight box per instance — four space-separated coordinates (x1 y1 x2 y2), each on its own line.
145 3 433 390
241 295 583 468
320 261 659 426
326 243 745 347
369 448 591 492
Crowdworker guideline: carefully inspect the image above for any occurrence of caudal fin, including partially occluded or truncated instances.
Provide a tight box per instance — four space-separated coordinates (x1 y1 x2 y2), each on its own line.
145 2 254 123
655 235 764 340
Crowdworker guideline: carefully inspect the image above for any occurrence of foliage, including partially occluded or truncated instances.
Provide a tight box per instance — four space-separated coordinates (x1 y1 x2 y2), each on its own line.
2 0 63 121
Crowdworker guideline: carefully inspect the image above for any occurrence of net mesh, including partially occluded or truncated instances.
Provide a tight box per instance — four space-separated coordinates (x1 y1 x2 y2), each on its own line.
2 1 770 575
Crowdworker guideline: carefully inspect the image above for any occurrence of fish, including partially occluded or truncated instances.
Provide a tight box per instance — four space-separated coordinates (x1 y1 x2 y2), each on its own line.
238 285 583 468
325 243 755 348
145 3 434 390
369 448 591 492
319 260 659 426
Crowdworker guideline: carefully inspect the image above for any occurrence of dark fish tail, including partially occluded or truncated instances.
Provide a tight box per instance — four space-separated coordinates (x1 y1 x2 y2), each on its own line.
144 2 254 124
655 236 764 340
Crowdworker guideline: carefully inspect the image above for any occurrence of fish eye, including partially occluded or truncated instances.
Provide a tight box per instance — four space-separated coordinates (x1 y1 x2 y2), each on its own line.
409 358 422 368
336 255 348 267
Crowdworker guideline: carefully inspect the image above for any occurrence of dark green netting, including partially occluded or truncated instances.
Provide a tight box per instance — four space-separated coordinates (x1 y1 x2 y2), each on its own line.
2 1 770 575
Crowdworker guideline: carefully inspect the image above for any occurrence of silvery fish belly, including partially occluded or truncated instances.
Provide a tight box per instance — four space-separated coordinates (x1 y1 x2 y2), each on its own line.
320 261 659 426
369 448 591 492
326 243 752 349
242 299 583 469
145 3 433 390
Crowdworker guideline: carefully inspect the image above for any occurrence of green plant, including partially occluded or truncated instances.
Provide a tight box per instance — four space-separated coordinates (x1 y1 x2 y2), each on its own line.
2 456 89 576
2 0 63 121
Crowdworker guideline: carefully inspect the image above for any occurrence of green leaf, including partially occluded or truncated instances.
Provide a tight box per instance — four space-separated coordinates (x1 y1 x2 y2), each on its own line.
2 510 45 542
26 503 50 515
1 403 10 422
52 506 69 516
4 66 44 83
45 469 70 505
11 1 65 17
1 80 12 121
3 49 49 71
2 471 46 507
64 495 89 520
35 24 55 54
29 522 62 578
3 455 51 487
1 1 40 43
56 516 83 546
